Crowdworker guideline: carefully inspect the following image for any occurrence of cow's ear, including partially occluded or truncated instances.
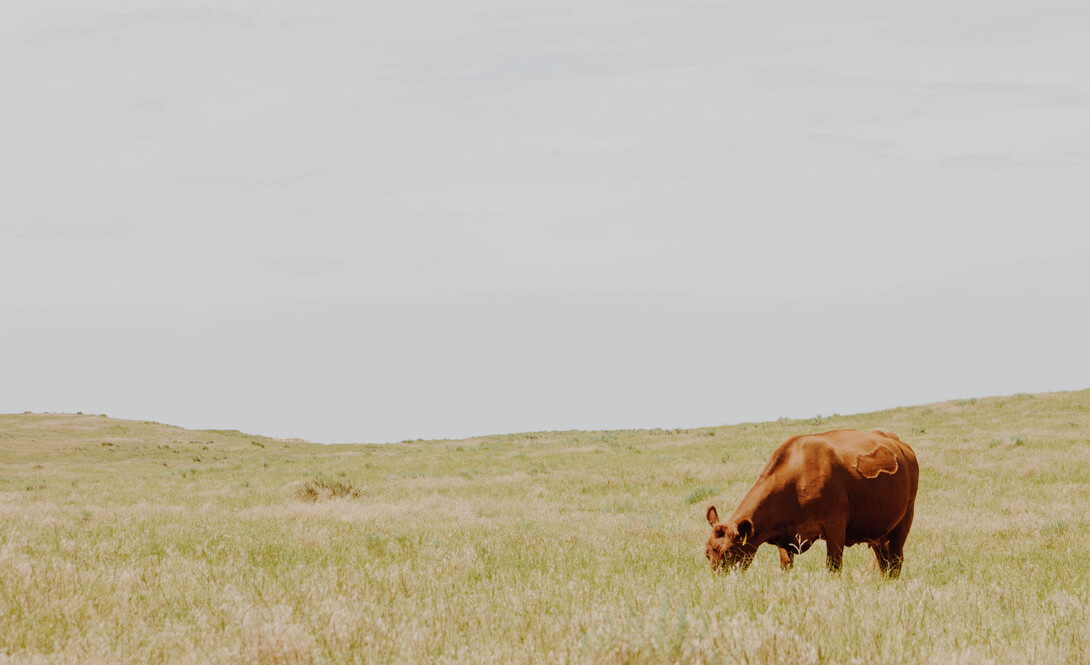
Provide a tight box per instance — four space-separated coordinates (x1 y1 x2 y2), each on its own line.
737 519 753 543
706 505 719 526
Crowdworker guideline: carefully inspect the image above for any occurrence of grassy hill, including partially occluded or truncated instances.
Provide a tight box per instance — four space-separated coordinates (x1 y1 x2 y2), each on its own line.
2 390 1089 664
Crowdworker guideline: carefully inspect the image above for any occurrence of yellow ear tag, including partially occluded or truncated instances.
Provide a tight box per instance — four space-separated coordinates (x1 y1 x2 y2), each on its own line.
741 533 747 547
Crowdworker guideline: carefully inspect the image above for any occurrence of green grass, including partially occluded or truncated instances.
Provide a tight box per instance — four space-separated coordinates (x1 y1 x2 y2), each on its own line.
2 390 1090 664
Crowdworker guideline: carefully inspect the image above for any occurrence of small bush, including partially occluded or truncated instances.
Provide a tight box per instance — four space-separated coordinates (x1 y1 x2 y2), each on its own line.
1040 519 1067 538
686 485 719 505
988 434 1028 449
362 533 389 557
296 475 361 501
925 554 966 584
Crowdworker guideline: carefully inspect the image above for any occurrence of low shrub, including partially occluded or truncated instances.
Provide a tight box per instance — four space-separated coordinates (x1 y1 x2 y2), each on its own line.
296 474 361 501
685 485 719 505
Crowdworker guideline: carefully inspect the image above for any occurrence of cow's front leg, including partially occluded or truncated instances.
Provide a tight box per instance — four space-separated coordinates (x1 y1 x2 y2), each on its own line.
824 527 846 573
825 542 844 572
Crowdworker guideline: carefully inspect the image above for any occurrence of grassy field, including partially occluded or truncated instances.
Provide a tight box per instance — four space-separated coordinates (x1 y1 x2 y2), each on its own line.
2 390 1089 664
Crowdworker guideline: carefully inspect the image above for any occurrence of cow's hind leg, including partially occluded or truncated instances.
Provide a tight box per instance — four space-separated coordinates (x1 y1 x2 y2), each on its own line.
880 506 915 579
870 542 889 574
872 541 896 575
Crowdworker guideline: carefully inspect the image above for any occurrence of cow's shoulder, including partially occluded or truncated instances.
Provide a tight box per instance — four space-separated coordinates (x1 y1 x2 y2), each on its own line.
790 431 852 460
759 434 814 476
872 429 903 443
759 434 840 481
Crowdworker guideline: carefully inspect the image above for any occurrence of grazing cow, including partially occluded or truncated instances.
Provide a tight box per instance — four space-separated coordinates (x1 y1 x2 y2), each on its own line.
705 429 918 577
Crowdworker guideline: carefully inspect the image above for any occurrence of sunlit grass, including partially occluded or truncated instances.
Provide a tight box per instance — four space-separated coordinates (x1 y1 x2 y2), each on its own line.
1 390 1089 663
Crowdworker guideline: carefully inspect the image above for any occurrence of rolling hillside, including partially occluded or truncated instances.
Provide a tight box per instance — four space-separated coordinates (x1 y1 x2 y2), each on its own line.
2 390 1089 664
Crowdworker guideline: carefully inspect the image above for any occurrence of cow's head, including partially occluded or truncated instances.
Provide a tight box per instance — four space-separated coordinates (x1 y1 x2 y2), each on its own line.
705 506 756 572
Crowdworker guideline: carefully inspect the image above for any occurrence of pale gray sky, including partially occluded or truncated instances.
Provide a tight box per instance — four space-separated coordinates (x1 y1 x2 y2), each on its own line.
2 1 1088 442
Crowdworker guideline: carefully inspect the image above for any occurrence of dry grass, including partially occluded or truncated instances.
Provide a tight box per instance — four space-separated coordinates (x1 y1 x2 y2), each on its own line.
1 392 1090 663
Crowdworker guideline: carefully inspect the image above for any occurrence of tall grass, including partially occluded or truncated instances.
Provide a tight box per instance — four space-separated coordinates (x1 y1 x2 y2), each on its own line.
1 391 1090 664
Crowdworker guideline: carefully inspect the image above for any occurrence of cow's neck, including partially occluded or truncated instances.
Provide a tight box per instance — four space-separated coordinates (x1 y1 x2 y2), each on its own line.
729 479 798 545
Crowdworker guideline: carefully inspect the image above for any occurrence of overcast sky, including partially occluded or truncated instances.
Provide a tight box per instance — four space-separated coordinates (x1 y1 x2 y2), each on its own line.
2 1 1088 442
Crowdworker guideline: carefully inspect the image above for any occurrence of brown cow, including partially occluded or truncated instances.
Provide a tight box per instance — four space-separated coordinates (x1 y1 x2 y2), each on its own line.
705 429 918 577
